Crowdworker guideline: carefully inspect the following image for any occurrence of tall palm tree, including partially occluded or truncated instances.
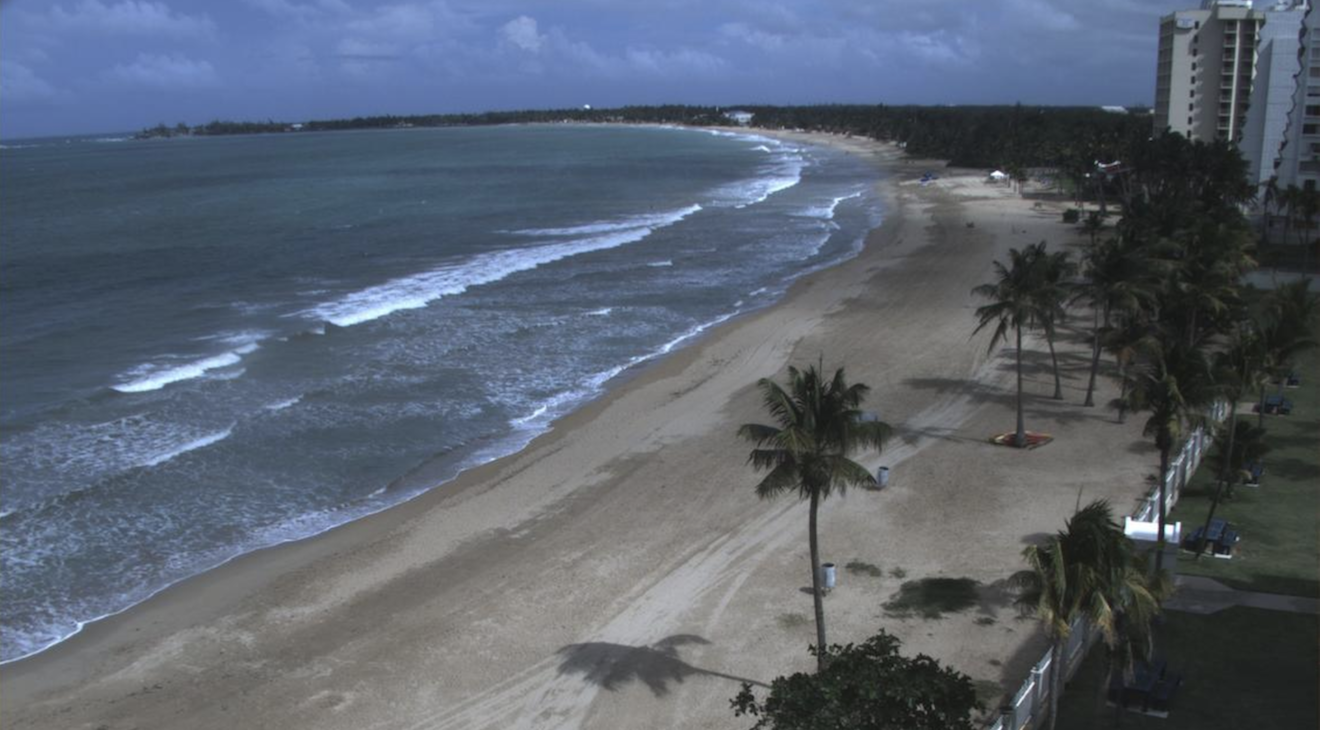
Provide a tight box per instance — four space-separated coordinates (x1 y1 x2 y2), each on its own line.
1194 322 1266 558
1259 175 1280 243
1196 418 1270 557
1074 238 1161 407
738 364 891 672
972 246 1043 447
1255 280 1319 428
1029 242 1077 400
1012 501 1165 730
1121 336 1218 573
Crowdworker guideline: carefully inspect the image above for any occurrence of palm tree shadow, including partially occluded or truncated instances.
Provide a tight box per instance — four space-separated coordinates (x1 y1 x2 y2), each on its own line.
556 635 769 697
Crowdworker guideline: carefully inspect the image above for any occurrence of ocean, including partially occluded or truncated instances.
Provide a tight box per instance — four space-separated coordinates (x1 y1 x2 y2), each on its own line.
0 124 883 663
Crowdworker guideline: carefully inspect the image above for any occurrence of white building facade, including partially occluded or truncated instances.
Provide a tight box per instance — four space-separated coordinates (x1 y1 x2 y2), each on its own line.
1154 1 1264 143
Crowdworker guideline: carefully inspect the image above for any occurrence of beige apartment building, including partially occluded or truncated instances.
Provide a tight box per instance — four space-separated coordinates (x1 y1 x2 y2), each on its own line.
1154 1 1263 143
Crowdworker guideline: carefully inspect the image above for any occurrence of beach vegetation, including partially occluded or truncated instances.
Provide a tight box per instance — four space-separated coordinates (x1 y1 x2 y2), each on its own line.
1028 241 1077 400
1010 500 1168 730
731 630 981 730
1073 237 1162 407
1119 336 1219 574
738 363 891 672
972 242 1062 446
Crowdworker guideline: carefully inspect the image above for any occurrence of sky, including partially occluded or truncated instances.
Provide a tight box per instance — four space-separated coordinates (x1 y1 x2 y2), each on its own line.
0 0 1188 139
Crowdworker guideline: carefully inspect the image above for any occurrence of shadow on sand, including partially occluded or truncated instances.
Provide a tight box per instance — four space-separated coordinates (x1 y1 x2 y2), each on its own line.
556 635 769 697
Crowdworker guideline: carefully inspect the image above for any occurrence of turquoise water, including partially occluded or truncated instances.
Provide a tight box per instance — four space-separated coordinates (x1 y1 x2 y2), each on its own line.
0 124 883 662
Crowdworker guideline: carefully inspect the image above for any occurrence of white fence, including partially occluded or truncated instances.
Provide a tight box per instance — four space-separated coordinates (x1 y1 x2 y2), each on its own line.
986 401 1227 730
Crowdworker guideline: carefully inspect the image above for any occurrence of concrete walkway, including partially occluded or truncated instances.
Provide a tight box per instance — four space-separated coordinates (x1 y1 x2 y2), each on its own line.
1164 575 1320 615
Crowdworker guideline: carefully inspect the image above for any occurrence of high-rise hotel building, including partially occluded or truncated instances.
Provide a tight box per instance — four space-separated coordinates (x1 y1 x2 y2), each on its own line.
1154 1 1263 144
1155 1 1320 195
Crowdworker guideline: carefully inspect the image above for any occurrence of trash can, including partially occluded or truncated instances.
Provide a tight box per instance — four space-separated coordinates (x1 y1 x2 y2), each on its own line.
821 563 837 591
877 466 890 488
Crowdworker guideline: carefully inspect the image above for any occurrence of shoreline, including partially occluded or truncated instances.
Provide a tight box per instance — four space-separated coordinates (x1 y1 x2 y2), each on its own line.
0 123 881 670
2 132 1159 729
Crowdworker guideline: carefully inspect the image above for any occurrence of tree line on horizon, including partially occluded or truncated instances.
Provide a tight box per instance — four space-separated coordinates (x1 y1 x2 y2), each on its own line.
135 103 1150 170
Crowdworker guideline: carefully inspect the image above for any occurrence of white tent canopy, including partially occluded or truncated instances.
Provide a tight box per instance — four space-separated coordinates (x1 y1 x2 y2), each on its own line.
988 170 1009 181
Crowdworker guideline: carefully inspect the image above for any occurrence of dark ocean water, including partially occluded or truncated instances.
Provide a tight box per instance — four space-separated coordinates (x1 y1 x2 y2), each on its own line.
0 124 883 663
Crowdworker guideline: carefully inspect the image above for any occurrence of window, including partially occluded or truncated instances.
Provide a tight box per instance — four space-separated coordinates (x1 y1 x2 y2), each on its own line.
1192 62 1197 71
1189 103 1195 112
1307 104 1320 117
1303 123 1318 135
1306 179 1316 192
1188 116 1194 126
1190 89 1196 98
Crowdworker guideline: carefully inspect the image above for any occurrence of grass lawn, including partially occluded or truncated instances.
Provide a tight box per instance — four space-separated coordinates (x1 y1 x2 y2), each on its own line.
1056 607 1319 729
1168 318 1320 598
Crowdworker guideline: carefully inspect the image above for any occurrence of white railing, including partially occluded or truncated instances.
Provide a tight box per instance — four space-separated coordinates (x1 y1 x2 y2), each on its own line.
987 401 1226 729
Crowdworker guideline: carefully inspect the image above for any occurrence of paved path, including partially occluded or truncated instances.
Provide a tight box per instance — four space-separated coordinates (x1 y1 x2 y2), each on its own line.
1164 575 1320 615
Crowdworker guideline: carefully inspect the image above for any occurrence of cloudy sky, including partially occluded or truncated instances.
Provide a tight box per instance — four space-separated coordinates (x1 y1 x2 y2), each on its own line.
0 0 1186 138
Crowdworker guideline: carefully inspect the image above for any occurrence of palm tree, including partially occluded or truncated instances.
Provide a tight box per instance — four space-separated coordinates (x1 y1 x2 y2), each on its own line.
1255 280 1319 428
972 246 1043 447
1012 501 1165 730
1121 336 1218 574
1074 238 1161 407
1193 322 1266 558
1029 242 1077 401
1196 418 1270 558
1259 175 1280 243
738 364 891 672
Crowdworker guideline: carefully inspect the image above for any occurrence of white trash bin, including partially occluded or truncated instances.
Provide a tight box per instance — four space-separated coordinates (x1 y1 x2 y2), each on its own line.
821 563 837 592
877 466 890 488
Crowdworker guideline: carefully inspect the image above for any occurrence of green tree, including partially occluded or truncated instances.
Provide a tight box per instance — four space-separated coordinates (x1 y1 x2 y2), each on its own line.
1074 238 1161 407
1028 241 1077 400
738 364 891 671
972 246 1043 447
1121 337 1218 573
1010 501 1166 730
1255 280 1319 427
1196 418 1270 557
731 630 980 730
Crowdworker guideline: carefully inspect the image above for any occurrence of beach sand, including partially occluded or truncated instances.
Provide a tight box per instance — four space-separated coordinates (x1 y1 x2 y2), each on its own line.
0 132 1159 729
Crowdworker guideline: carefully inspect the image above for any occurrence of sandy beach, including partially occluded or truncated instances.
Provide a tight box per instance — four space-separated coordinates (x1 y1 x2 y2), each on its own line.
0 131 1160 729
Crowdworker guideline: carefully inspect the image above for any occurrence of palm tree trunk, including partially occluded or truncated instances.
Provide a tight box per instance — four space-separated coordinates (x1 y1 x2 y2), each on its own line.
1048 638 1064 730
1257 383 1266 429
1117 368 1129 424
1047 327 1063 400
1084 307 1102 407
1154 445 1171 574
1198 402 1240 559
808 488 827 672
1016 324 1026 447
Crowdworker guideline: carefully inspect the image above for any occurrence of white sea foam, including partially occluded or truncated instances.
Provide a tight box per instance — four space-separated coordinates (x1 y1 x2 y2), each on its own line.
140 425 233 468
647 260 673 268
113 351 247 393
716 153 805 209
263 396 303 411
507 204 701 237
585 307 614 317
796 190 863 220
305 205 703 328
